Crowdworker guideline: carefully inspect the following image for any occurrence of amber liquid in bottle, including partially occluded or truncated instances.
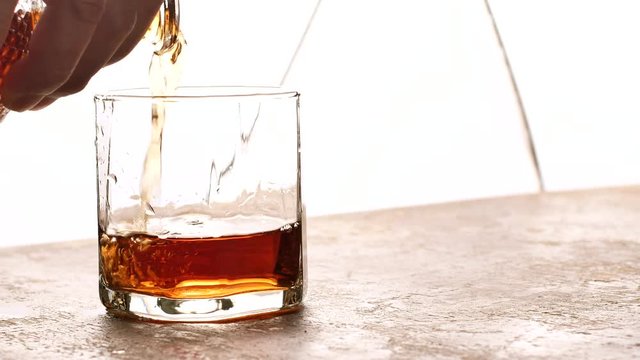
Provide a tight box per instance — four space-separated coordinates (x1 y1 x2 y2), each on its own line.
0 8 43 118
99 222 303 299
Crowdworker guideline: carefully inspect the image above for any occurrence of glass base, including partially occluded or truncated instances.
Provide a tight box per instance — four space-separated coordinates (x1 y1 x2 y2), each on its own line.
99 282 303 323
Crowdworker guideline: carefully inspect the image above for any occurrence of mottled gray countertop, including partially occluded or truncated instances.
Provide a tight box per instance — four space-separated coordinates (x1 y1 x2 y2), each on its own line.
1 187 640 359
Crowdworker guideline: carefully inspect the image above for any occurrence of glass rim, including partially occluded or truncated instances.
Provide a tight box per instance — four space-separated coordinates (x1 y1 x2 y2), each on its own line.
94 86 299 102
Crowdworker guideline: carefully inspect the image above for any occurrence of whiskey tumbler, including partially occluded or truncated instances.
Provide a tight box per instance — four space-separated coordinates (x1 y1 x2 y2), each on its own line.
95 87 305 322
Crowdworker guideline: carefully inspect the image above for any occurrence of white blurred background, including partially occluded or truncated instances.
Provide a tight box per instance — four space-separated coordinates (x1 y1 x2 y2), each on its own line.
2 0 640 247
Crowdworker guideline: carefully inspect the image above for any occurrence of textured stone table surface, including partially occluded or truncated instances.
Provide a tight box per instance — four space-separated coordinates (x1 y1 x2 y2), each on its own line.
1 187 640 359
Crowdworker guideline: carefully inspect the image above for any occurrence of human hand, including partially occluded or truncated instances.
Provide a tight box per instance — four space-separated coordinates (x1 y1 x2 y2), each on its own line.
0 0 163 112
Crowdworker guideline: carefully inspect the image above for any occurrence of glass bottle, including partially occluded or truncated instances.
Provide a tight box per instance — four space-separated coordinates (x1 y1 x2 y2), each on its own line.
0 0 45 121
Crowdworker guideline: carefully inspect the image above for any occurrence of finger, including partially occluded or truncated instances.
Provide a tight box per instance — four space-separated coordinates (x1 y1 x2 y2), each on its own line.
1 0 107 111
0 0 19 46
26 0 159 111
108 0 163 65
46 0 137 98
30 96 55 110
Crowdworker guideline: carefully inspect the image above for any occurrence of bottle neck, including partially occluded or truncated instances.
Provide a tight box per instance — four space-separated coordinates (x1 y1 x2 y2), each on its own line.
15 0 46 14
149 0 182 56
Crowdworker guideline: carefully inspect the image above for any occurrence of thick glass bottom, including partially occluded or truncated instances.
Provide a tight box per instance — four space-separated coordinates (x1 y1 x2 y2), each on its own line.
99 281 303 323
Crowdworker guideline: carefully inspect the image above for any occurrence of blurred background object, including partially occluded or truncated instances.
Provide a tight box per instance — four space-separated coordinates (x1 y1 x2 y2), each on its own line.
2 0 639 247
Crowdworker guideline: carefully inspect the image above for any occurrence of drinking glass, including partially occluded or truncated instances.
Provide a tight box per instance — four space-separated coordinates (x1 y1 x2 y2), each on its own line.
95 87 305 322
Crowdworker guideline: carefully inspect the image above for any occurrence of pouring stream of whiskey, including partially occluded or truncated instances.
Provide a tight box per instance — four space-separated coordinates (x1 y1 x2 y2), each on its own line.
140 0 185 226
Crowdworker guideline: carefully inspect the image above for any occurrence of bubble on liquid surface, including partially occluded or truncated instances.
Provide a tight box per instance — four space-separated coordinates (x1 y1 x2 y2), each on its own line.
99 233 110 245
187 219 204 226
280 224 293 233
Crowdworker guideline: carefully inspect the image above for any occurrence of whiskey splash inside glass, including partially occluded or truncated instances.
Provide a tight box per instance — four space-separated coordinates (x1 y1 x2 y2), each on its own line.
95 87 305 322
